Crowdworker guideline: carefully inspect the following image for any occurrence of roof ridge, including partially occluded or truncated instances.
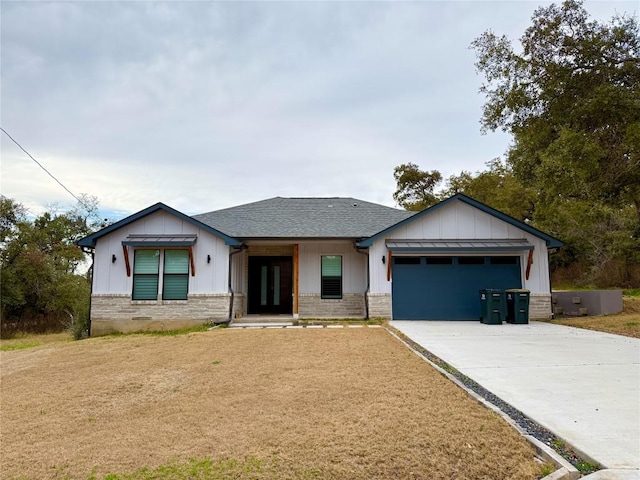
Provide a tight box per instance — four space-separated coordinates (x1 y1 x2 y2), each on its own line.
195 196 409 217
192 196 413 238
195 197 281 215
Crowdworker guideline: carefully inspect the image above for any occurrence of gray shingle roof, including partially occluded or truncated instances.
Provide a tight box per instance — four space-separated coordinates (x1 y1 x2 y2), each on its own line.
192 197 415 239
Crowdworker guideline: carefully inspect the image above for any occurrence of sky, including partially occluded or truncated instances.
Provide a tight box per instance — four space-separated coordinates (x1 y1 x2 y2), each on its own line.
1 0 637 221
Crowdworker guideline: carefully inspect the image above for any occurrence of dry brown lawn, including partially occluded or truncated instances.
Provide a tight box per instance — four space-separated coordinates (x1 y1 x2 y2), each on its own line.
1 327 544 480
545 297 640 338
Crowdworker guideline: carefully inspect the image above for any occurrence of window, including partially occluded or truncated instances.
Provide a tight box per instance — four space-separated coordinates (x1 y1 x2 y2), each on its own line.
132 249 189 301
490 256 518 265
321 255 342 299
425 257 453 265
133 250 160 300
163 250 189 300
458 257 485 265
394 257 421 265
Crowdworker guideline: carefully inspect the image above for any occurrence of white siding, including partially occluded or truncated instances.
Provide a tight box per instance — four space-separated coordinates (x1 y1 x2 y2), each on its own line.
230 249 245 293
298 241 367 294
393 201 528 240
369 200 550 295
92 210 230 295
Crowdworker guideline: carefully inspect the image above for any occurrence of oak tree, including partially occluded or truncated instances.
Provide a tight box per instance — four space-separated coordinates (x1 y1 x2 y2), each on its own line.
393 163 442 211
471 0 640 216
0 196 101 337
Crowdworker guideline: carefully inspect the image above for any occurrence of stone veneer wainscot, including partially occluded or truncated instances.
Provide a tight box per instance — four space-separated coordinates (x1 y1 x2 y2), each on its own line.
90 293 230 335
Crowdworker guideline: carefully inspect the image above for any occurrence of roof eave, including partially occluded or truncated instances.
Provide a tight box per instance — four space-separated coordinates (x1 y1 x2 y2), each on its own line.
238 236 363 242
359 194 564 249
75 203 241 248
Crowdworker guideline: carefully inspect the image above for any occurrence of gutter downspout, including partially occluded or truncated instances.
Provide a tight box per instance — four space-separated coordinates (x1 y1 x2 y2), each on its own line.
223 245 246 325
548 247 558 319
355 244 370 320
80 247 95 337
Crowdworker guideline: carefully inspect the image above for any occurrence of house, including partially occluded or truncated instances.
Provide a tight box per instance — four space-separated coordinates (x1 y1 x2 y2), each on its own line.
77 194 562 335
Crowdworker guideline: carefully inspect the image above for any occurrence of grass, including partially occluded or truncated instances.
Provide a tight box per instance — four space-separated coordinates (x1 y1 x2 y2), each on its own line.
1 328 546 480
575 461 600 475
544 297 640 338
87 456 328 480
0 341 42 351
101 323 213 338
0 325 212 351
0 331 72 350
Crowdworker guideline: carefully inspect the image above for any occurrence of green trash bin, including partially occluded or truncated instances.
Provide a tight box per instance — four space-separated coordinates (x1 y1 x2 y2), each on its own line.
506 289 530 324
480 289 504 324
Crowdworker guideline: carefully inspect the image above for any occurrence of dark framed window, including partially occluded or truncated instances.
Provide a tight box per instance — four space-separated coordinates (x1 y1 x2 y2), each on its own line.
321 255 342 299
458 257 485 265
133 250 160 300
489 256 519 265
425 257 453 265
394 257 421 265
163 250 189 300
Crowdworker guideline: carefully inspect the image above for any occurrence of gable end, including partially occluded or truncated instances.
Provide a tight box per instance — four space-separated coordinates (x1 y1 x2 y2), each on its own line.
358 194 563 249
76 203 241 248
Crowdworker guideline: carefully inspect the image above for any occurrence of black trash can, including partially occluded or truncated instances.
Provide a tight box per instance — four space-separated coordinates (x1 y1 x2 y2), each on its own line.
480 289 505 324
506 289 530 324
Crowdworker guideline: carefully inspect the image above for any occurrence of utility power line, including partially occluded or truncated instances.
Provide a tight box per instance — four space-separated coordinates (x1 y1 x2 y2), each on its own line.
1 127 85 206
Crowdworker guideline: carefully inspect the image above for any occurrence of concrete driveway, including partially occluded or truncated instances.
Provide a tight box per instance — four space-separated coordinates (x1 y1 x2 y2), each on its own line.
391 320 640 473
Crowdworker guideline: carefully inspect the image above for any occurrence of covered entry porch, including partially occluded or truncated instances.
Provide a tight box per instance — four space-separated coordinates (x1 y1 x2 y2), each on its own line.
231 241 367 319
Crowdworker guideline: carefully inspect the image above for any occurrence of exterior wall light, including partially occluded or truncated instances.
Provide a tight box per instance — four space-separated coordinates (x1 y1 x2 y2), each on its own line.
207 255 211 264
112 254 117 263
381 256 386 264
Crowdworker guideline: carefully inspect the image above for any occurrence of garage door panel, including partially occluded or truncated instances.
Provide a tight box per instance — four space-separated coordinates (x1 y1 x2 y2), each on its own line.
393 262 454 319
392 256 522 320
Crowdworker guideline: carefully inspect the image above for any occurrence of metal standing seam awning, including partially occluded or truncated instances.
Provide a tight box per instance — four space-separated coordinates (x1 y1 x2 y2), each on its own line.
121 235 198 277
385 238 534 253
122 234 198 246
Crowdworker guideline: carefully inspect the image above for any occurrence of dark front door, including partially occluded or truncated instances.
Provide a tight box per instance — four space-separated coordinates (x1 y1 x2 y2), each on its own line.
248 256 293 314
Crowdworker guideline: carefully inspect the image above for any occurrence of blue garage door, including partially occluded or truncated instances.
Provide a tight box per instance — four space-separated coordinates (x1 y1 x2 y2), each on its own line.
392 256 522 320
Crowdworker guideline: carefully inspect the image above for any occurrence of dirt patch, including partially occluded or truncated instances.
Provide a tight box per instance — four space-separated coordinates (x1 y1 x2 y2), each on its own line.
623 297 640 314
1 328 543 479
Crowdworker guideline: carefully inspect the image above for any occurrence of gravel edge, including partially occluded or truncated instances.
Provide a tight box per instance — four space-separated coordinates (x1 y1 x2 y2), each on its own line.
385 325 600 479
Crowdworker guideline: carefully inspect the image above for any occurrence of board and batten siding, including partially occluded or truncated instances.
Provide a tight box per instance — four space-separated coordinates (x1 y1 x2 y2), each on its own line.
368 200 550 296
298 241 367 295
92 210 230 295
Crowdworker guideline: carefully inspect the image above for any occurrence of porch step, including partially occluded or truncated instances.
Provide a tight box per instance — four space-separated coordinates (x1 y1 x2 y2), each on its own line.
226 323 382 329
229 322 294 329
229 315 293 327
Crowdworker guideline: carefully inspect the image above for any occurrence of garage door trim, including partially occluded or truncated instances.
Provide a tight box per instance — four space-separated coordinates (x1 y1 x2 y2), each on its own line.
391 253 524 321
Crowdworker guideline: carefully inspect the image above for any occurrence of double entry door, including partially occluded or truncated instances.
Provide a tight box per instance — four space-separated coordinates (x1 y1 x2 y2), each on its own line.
248 256 293 314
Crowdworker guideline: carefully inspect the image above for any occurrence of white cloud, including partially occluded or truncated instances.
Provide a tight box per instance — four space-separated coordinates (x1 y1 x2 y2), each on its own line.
1 0 636 220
